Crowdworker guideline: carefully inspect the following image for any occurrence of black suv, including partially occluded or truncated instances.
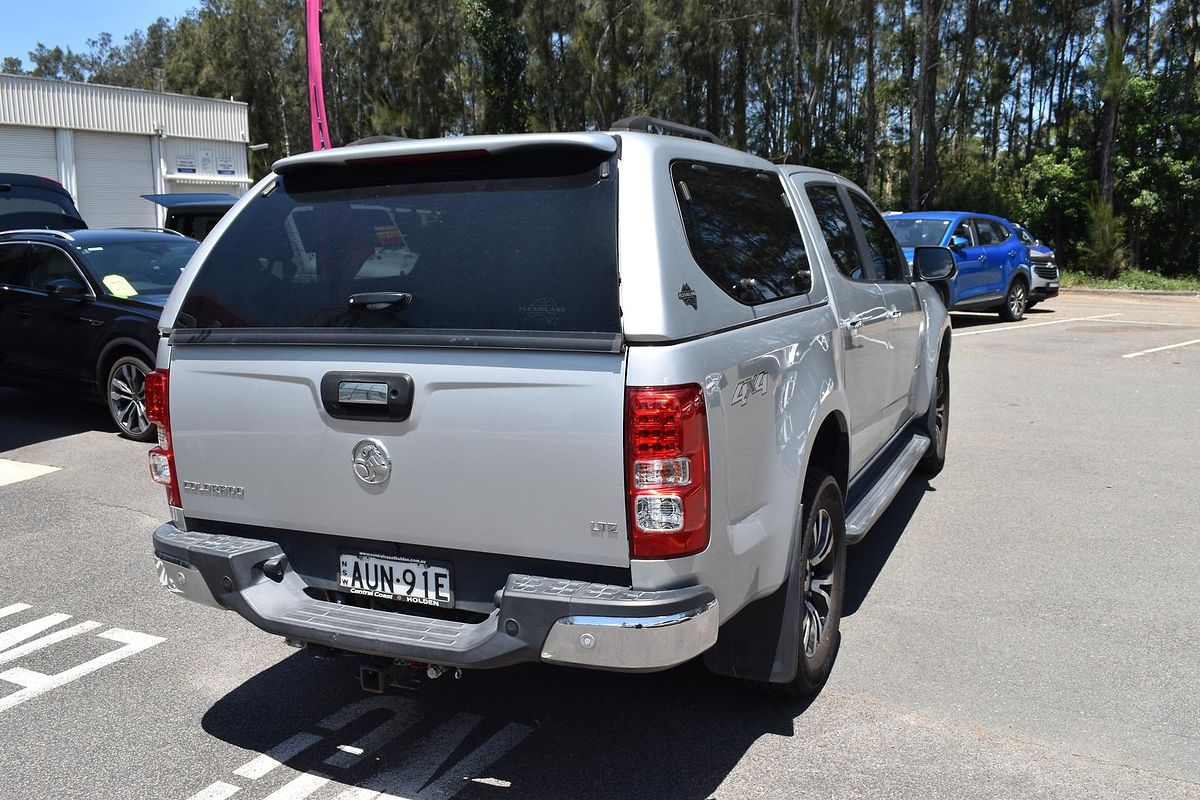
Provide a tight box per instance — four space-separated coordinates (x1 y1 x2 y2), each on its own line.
0 228 198 440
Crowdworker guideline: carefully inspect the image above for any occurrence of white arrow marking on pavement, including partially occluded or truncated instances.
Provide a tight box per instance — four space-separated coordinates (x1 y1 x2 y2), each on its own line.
0 620 103 665
234 732 324 780
0 613 71 652
0 628 164 713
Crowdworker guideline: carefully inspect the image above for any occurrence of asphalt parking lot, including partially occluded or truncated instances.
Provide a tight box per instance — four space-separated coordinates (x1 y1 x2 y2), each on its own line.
0 291 1197 800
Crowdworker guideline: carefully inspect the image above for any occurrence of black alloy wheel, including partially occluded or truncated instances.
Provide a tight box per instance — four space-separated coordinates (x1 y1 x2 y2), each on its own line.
107 355 156 442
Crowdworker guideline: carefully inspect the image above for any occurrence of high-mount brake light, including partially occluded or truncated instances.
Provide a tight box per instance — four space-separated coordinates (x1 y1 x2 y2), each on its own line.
625 385 709 558
144 370 181 507
344 148 490 167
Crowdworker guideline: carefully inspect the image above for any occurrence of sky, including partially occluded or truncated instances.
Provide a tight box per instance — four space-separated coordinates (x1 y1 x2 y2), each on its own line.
0 1 198 64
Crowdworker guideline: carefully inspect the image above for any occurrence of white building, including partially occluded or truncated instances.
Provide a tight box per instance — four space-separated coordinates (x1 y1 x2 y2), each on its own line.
0 73 251 228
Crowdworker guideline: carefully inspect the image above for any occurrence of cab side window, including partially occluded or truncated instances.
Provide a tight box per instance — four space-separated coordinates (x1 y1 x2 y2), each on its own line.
952 220 974 246
848 192 906 281
0 243 29 286
806 185 867 281
26 245 81 292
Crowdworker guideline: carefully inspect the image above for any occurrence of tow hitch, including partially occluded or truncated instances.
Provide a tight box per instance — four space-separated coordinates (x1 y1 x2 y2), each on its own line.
359 660 462 693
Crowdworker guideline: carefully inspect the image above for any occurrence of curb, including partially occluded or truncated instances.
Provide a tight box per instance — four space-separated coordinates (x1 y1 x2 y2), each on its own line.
1060 287 1200 299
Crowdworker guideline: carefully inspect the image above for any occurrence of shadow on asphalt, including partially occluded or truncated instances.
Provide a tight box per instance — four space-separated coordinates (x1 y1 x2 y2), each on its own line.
843 478 931 616
0 387 116 452
949 305 1054 329
202 651 811 800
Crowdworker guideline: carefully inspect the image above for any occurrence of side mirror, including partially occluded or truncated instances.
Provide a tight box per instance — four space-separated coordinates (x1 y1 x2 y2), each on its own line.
949 235 970 250
44 277 87 299
914 246 958 282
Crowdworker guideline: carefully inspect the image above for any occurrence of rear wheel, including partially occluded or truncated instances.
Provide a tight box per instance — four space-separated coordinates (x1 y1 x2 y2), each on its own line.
774 471 846 697
106 355 156 442
999 279 1027 321
918 351 949 477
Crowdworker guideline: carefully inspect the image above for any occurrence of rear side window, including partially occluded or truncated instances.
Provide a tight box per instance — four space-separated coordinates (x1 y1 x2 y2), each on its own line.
974 219 1008 245
25 245 80 291
672 161 811 304
805 185 866 281
179 150 619 333
848 193 906 281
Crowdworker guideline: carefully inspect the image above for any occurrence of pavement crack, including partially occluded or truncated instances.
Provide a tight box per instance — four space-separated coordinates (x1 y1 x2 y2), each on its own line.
88 499 161 524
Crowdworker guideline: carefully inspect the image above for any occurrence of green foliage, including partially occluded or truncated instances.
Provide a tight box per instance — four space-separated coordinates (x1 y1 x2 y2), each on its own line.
1059 268 1200 292
1080 198 1129 279
1 0 1197 278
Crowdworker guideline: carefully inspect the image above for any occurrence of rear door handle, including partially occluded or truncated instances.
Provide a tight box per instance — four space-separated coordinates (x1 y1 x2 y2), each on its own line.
886 308 902 319
16 310 32 319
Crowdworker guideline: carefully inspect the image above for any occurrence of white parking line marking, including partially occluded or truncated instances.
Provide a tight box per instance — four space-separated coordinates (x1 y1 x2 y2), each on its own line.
0 628 164 713
190 696 531 800
323 703 420 769
329 789 380 800
260 773 329 800
185 781 241 800
360 713 481 799
954 313 1122 337
1097 318 1199 327
0 603 33 620
234 732 324 780
418 723 533 800
0 458 60 487
1122 337 1200 359
0 613 72 652
0 620 103 665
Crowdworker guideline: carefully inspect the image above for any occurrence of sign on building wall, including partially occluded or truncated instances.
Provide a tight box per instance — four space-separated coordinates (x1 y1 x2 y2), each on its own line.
177 155 197 174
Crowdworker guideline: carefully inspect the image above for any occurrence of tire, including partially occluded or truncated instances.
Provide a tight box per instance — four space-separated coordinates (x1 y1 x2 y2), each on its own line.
999 278 1028 321
917 350 949 477
105 355 156 442
773 470 847 697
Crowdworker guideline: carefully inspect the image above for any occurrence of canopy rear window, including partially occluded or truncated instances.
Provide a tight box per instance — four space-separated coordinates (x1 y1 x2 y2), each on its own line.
177 150 619 338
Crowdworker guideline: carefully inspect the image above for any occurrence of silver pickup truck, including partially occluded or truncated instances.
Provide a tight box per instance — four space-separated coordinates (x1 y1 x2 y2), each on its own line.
148 118 955 696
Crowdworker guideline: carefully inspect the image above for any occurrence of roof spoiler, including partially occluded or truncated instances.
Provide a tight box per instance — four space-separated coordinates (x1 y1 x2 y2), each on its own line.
272 133 619 175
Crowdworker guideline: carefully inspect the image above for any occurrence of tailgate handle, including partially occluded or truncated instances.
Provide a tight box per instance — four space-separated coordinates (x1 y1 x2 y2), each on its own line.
321 372 414 421
338 381 389 405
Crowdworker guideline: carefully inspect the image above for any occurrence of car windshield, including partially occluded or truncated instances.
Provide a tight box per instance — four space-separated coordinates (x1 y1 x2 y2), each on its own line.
886 217 950 248
80 240 198 297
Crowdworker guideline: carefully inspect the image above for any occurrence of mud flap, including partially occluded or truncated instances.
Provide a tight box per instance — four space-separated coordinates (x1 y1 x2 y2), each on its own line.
703 505 804 684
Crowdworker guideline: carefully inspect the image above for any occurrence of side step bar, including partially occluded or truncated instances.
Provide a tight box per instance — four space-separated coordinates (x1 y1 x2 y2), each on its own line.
844 433 930 544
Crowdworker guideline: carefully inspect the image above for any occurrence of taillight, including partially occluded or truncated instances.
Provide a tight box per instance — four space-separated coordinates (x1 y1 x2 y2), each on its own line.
145 370 180 507
625 385 709 558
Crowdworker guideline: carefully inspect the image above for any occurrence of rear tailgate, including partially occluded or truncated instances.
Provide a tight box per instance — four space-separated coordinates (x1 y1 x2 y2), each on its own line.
169 346 630 566
163 136 630 568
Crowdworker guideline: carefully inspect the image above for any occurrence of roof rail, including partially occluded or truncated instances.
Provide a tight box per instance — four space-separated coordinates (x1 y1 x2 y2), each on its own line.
609 116 724 146
0 228 76 241
111 227 188 237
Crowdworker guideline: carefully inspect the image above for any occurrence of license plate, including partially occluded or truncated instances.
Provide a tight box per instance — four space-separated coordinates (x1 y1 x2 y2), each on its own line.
1049 282 1059 288
338 552 452 607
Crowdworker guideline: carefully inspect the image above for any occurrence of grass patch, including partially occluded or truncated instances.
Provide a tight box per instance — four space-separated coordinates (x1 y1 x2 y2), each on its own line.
1060 268 1200 292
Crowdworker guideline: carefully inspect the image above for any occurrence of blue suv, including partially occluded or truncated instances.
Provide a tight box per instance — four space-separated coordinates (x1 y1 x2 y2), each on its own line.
886 211 1033 320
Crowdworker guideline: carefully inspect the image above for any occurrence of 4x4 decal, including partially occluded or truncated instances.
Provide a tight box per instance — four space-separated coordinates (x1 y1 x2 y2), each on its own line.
731 371 769 407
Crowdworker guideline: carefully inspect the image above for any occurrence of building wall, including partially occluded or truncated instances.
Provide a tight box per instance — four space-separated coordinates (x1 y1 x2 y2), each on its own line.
0 74 250 228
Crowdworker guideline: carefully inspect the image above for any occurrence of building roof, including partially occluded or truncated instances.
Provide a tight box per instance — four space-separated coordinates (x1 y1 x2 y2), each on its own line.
0 73 248 143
